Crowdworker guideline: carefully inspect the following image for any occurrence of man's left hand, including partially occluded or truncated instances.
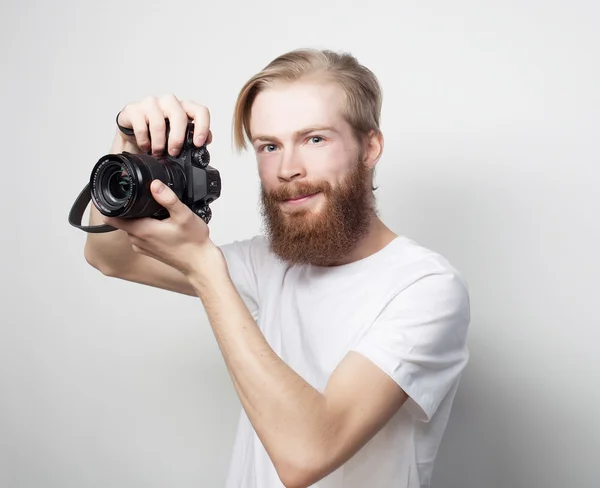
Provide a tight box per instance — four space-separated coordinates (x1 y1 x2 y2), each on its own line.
103 179 214 277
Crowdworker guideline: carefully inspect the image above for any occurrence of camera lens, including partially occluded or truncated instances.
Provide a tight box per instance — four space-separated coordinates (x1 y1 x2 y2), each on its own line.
91 157 138 213
107 167 131 201
90 153 185 219
98 162 133 208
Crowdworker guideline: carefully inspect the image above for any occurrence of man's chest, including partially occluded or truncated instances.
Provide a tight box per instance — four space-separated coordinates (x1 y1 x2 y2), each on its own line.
256 270 394 390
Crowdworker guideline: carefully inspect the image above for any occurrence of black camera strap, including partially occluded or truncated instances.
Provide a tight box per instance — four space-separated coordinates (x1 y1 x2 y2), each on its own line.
116 110 136 137
68 183 117 233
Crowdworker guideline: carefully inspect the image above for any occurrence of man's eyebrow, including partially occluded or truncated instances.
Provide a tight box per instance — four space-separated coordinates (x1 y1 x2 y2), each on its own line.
251 126 337 144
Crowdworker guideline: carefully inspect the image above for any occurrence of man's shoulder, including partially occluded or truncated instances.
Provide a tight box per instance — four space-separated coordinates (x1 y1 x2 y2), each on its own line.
219 233 269 253
218 234 277 272
384 236 470 293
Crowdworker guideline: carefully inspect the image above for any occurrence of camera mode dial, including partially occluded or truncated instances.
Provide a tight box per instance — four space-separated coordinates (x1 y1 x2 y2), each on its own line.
193 204 212 224
192 146 210 168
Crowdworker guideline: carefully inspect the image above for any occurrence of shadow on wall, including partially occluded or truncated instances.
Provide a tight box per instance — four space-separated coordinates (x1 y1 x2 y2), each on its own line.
430 351 506 488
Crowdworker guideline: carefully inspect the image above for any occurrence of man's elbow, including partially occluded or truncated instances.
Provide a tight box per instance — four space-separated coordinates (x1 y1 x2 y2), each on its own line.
277 464 321 488
275 448 333 488
84 247 118 277
84 246 107 274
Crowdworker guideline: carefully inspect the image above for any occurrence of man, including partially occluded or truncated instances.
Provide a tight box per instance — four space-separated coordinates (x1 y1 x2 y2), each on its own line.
84 48 471 488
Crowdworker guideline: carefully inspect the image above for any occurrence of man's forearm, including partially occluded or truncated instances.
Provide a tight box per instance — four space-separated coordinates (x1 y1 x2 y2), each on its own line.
188 247 335 482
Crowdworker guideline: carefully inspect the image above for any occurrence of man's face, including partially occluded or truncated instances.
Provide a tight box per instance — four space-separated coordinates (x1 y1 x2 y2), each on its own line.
249 80 375 266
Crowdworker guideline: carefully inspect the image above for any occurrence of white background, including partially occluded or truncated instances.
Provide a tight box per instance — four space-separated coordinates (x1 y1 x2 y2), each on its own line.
1 1 598 486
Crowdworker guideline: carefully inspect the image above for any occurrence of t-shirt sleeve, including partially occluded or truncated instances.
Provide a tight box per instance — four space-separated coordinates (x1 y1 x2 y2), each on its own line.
218 235 270 320
350 269 471 423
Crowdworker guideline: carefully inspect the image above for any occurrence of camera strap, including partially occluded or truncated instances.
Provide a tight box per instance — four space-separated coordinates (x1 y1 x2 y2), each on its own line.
68 183 117 233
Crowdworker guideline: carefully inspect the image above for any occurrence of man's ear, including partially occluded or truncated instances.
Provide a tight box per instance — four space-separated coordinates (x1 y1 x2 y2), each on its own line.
363 129 384 171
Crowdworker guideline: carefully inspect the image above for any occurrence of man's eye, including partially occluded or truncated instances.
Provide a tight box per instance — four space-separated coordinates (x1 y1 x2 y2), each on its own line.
309 136 323 144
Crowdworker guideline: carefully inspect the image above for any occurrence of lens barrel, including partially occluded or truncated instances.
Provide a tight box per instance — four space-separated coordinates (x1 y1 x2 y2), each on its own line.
90 153 185 218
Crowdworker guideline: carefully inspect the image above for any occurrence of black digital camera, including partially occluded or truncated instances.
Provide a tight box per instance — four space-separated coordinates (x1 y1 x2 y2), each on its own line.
69 121 221 233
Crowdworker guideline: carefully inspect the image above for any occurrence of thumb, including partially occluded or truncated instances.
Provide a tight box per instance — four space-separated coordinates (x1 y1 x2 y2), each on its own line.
151 180 182 210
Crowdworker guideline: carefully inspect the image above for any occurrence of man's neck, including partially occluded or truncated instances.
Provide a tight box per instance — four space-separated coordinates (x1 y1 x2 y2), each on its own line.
331 216 397 267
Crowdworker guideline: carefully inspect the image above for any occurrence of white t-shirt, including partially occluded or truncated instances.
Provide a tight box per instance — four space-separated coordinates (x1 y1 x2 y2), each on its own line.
219 234 471 488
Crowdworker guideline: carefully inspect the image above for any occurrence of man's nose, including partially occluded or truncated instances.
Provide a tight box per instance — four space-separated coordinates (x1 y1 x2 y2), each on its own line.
277 148 306 182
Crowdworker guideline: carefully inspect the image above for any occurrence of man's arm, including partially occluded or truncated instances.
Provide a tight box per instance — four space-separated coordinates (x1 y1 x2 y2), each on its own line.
189 247 408 488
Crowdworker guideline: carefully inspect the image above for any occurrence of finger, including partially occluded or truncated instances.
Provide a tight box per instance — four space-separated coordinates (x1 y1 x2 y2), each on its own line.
181 100 211 146
158 94 188 156
120 105 151 153
151 180 187 220
141 96 167 156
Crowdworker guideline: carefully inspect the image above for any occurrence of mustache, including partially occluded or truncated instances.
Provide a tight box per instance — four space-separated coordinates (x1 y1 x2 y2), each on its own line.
265 180 331 201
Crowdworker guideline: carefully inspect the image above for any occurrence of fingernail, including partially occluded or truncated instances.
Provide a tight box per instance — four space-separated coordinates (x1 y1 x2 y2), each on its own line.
195 133 205 146
154 181 165 193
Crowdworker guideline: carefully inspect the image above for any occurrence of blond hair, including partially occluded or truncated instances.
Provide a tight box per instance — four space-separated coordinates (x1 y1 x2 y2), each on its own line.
232 48 383 153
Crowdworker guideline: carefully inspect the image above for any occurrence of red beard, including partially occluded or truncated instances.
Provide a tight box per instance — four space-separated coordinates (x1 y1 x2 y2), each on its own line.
259 160 375 266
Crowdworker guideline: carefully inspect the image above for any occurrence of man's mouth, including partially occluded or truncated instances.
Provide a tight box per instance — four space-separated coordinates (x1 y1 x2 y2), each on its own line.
282 192 320 204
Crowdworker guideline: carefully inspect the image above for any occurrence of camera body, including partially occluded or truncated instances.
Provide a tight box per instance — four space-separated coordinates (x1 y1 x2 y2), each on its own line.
91 121 220 223
69 121 221 233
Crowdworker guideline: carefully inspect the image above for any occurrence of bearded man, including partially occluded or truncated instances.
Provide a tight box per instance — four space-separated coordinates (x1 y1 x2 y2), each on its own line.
84 48 471 488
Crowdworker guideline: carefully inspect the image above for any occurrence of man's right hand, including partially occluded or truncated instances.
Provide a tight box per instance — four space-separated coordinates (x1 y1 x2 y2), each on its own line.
115 94 213 157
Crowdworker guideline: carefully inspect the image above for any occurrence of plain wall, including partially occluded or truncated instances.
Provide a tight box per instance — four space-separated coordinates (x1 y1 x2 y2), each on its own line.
1 0 598 486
